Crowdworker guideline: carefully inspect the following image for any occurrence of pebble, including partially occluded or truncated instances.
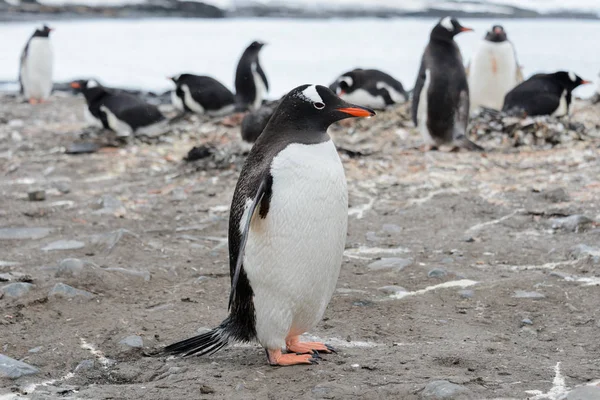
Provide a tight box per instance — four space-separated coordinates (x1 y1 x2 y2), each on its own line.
420 380 472 399
28 346 43 353
513 290 545 299
542 188 570 203
378 285 408 295
41 240 85 252
570 244 600 264
66 142 99 154
521 318 533 325
0 354 39 379
93 194 126 216
56 258 86 277
565 386 600 400
365 231 382 242
104 267 151 282
1 282 34 298
119 335 143 349
0 227 53 240
75 359 95 372
171 187 188 201
458 289 474 299
550 215 593 233
28 189 46 201
382 224 402 234
428 268 448 278
53 181 71 194
368 257 413 272
48 283 94 299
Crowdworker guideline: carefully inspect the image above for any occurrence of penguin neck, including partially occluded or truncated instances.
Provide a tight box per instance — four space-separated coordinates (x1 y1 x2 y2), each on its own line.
430 33 456 44
83 88 107 104
261 114 331 145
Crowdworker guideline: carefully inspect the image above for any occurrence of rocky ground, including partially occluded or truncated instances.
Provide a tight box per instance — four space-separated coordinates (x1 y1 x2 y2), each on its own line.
1 92 599 400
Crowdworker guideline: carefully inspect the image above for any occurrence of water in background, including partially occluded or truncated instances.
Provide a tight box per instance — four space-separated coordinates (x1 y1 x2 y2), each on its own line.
0 18 598 98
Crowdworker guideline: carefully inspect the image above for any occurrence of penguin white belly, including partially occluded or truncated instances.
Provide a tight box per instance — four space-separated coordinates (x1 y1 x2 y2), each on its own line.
552 90 569 117
468 41 519 111
181 84 205 114
100 106 133 137
83 106 102 127
251 62 266 111
243 140 348 350
417 69 435 144
136 119 169 137
340 89 386 110
171 90 184 112
376 81 407 104
22 38 53 101
206 104 235 117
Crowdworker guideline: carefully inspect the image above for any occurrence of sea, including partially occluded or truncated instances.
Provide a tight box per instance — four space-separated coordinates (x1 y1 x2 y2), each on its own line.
0 17 598 98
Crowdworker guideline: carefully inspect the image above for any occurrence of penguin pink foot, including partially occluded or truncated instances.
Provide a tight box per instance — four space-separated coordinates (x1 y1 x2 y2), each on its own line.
266 349 317 366
286 336 335 354
28 98 38 105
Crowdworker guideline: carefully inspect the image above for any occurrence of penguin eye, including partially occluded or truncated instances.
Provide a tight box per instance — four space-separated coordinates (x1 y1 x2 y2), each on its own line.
314 102 325 110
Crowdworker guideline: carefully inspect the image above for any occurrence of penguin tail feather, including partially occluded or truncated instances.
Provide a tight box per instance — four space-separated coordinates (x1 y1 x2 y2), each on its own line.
455 135 485 152
163 325 230 357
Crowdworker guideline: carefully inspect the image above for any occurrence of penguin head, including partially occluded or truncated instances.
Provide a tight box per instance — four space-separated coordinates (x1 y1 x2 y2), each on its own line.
267 84 375 132
33 25 53 38
431 17 473 41
485 25 507 42
554 71 591 91
332 69 366 96
168 74 190 86
247 41 266 52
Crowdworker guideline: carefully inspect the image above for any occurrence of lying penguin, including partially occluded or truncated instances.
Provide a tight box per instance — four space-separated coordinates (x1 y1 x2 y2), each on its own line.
502 71 590 117
329 68 407 110
164 84 375 366
20 25 54 104
169 74 235 116
70 80 167 137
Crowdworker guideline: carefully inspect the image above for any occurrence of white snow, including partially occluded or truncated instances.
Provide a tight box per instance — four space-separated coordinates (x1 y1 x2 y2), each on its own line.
0 18 598 98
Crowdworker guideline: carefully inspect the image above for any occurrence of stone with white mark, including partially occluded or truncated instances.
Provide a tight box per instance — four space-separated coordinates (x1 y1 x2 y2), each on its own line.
0 227 53 240
522 318 533 325
550 215 593 232
0 354 39 379
41 240 85 252
368 258 413 271
420 380 473 399
1 282 34 298
513 290 545 299
49 283 94 299
378 285 408 295
75 359 95 372
565 386 600 400
119 335 143 349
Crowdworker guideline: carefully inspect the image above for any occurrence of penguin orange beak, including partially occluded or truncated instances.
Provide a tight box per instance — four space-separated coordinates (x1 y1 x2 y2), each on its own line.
581 80 592 85
337 106 376 118
70 82 81 89
460 27 474 32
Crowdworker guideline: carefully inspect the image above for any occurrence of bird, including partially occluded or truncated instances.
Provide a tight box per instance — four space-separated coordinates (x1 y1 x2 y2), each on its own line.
235 41 269 111
164 84 375 366
329 68 408 110
19 24 54 104
70 79 168 137
502 71 590 117
240 99 279 143
467 25 523 112
169 74 235 116
412 16 482 151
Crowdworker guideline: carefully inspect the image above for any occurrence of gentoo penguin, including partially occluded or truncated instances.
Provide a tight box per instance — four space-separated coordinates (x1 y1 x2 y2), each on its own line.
235 41 269 111
164 84 375 366
70 80 167 137
169 74 235 116
329 68 408 110
19 25 54 104
502 71 590 117
412 17 481 150
468 25 523 112
240 99 279 143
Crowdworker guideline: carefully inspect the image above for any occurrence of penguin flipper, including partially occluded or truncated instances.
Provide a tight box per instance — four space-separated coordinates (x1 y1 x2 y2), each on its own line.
411 59 427 126
257 63 269 92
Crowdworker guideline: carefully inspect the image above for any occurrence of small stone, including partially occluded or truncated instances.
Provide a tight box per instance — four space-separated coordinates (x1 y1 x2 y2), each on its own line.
570 244 600 264
565 386 600 400
119 335 143 349
53 181 71 194
48 283 94 299
171 187 188 201
41 240 85 252
104 267 151 282
382 224 402 234
28 346 42 353
521 318 533 325
0 227 52 240
92 195 126 216
66 142 99 154
378 285 408 295
368 257 413 271
28 189 46 201
9 119 24 128
542 188 570 203
0 354 39 379
75 359 95 372
441 257 454 264
458 289 474 299
365 231 381 242
463 237 475 243
420 380 472 399
1 282 34 298
550 215 593 233
513 290 545 299
200 385 215 394
56 258 86 277
428 268 448 278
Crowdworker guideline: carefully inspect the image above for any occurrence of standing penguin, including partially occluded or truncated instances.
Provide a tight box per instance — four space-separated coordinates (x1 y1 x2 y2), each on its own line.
412 17 481 150
468 25 523 112
19 25 54 104
329 68 408 110
169 74 235 116
235 41 269 111
164 85 375 366
70 80 167 137
502 71 590 116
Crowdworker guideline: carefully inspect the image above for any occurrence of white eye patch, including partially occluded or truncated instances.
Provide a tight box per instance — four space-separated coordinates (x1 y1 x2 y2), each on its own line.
568 71 576 82
87 80 99 89
299 85 324 103
440 17 453 31
338 76 353 87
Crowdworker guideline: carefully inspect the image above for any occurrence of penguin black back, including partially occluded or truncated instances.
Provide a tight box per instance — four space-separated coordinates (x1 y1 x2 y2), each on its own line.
235 41 269 110
171 74 234 114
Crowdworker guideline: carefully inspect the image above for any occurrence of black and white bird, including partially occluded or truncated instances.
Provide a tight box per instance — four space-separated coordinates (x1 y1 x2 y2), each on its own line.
468 25 523 112
329 68 408 110
70 80 167 137
169 74 235 116
164 84 375 366
19 25 54 104
412 17 481 150
502 71 590 117
235 41 269 111
240 99 279 143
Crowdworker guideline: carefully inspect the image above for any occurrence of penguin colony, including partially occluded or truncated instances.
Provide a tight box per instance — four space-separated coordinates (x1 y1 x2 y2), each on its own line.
16 18 593 367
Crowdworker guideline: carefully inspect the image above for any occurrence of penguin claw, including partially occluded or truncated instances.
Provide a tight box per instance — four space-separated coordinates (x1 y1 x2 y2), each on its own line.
325 344 337 354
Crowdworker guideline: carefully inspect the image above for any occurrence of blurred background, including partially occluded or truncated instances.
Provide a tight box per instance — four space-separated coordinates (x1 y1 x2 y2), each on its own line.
1 0 599 97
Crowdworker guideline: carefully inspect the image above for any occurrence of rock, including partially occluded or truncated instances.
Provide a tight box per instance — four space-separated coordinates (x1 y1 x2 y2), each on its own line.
66 142 99 154
521 318 533 325
171 187 187 201
28 189 46 201
53 181 71 194
542 188 570 203
420 380 472 399
428 268 448 278
368 258 413 271
119 335 143 349
0 354 39 379
513 290 545 299
92 195 126 216
570 244 600 264
365 231 382 242
382 224 402 234
550 215 593 233
458 289 474 299
0 227 52 240
41 239 85 251
104 267 151 282
56 258 86 277
378 285 408 295
565 386 600 400
75 359 95 372
1 282 34 298
48 283 94 299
